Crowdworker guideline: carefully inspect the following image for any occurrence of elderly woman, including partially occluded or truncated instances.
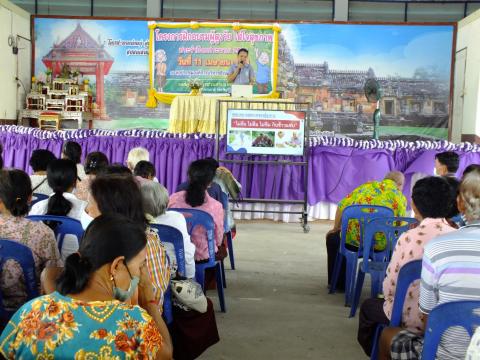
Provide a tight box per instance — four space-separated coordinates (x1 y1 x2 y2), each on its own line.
0 215 172 359
140 181 196 279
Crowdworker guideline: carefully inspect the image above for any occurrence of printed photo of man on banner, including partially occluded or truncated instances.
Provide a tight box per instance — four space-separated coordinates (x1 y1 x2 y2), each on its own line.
147 22 281 107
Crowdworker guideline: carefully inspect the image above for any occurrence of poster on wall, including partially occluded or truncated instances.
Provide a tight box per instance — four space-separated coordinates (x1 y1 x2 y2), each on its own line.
226 109 305 156
148 22 279 97
33 17 454 140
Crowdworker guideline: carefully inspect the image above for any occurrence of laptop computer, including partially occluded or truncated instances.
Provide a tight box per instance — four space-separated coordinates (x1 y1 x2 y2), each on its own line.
231 84 253 98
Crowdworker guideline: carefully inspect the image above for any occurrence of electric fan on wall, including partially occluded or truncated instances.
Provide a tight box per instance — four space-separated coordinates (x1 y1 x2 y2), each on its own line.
364 78 383 140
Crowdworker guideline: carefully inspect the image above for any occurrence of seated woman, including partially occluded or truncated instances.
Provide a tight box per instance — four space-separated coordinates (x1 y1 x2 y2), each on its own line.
62 141 86 180
0 214 172 359
29 159 87 259
140 180 196 279
168 159 224 262
357 176 456 356
82 174 171 308
75 151 109 201
29 149 56 195
135 160 156 183
0 170 63 325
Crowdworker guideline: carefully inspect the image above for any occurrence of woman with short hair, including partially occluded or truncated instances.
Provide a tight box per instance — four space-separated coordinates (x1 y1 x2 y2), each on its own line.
140 181 196 278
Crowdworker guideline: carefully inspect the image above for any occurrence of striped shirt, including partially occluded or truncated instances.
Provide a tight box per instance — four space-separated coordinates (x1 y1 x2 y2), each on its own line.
419 223 480 359
145 227 171 310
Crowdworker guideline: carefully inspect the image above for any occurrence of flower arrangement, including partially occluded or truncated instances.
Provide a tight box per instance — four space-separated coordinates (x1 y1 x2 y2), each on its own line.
188 79 203 90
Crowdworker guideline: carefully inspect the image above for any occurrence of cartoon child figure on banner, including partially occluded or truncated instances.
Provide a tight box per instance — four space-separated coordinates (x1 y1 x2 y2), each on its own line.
155 49 167 92
255 48 271 94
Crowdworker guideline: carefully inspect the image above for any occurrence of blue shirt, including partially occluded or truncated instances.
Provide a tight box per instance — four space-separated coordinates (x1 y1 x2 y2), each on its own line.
227 63 255 85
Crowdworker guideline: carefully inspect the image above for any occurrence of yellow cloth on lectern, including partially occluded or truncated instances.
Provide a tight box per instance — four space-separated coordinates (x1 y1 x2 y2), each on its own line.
168 95 294 134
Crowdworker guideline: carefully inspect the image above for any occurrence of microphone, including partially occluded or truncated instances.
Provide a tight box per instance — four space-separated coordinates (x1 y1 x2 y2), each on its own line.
238 60 244 73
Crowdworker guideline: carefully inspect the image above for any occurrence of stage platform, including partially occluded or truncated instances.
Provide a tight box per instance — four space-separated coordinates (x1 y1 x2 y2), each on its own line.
1 125 479 221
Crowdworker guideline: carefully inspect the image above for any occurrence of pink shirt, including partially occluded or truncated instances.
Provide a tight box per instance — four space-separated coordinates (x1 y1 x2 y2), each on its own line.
383 218 456 333
168 190 224 261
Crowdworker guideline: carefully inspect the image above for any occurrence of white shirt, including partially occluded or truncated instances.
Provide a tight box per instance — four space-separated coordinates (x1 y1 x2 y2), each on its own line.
77 164 87 180
29 192 87 261
30 174 53 196
152 211 196 279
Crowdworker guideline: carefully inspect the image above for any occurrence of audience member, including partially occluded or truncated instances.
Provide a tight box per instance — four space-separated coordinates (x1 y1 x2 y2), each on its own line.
104 163 132 175
213 164 242 231
0 170 62 324
83 174 171 307
434 151 459 177
462 163 480 178
29 159 87 258
443 176 462 227
0 215 172 359
134 160 156 181
75 151 109 201
169 159 224 262
62 141 86 180
357 176 455 356
176 158 225 208
127 147 150 172
140 181 196 278
29 149 56 195
379 170 480 360
326 171 407 289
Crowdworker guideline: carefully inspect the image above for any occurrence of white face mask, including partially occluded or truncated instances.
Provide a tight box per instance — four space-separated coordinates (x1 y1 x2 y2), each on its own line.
80 210 94 230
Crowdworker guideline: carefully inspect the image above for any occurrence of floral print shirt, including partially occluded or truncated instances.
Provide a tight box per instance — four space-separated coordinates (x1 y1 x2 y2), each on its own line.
337 179 407 250
0 214 63 312
0 292 163 359
382 218 455 333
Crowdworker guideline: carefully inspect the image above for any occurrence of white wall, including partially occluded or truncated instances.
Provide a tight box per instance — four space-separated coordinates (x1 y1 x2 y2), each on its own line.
452 8 480 142
0 0 30 121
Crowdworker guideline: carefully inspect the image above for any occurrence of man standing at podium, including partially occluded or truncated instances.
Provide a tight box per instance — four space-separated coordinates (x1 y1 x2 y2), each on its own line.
227 48 255 85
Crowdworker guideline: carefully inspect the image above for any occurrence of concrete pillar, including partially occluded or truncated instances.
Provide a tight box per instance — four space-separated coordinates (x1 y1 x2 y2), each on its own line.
334 0 349 21
147 0 161 18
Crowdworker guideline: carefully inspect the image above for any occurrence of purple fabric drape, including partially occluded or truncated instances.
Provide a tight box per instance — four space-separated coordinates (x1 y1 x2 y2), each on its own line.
1 126 480 206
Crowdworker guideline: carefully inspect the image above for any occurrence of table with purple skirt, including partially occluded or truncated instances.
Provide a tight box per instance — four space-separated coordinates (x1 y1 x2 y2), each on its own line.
1 126 479 220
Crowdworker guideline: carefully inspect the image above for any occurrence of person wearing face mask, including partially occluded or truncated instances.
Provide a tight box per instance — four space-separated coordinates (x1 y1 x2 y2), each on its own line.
81 174 171 311
29 159 87 260
0 215 173 359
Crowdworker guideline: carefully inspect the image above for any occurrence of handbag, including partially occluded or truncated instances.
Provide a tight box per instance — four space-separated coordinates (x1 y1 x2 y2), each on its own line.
171 279 208 313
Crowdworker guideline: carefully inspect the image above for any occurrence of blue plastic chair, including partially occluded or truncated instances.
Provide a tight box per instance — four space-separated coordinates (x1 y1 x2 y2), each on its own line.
169 208 226 312
370 260 422 360
330 205 394 306
30 193 49 208
27 215 84 253
0 239 39 319
422 301 480 360
350 216 417 317
150 224 186 325
220 192 236 270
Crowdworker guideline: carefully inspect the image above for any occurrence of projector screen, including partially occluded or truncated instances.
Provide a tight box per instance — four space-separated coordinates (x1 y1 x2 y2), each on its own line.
226 109 305 156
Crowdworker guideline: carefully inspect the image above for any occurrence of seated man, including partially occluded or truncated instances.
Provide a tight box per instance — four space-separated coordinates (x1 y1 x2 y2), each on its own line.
326 171 407 290
434 151 459 178
357 176 455 356
379 170 480 360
